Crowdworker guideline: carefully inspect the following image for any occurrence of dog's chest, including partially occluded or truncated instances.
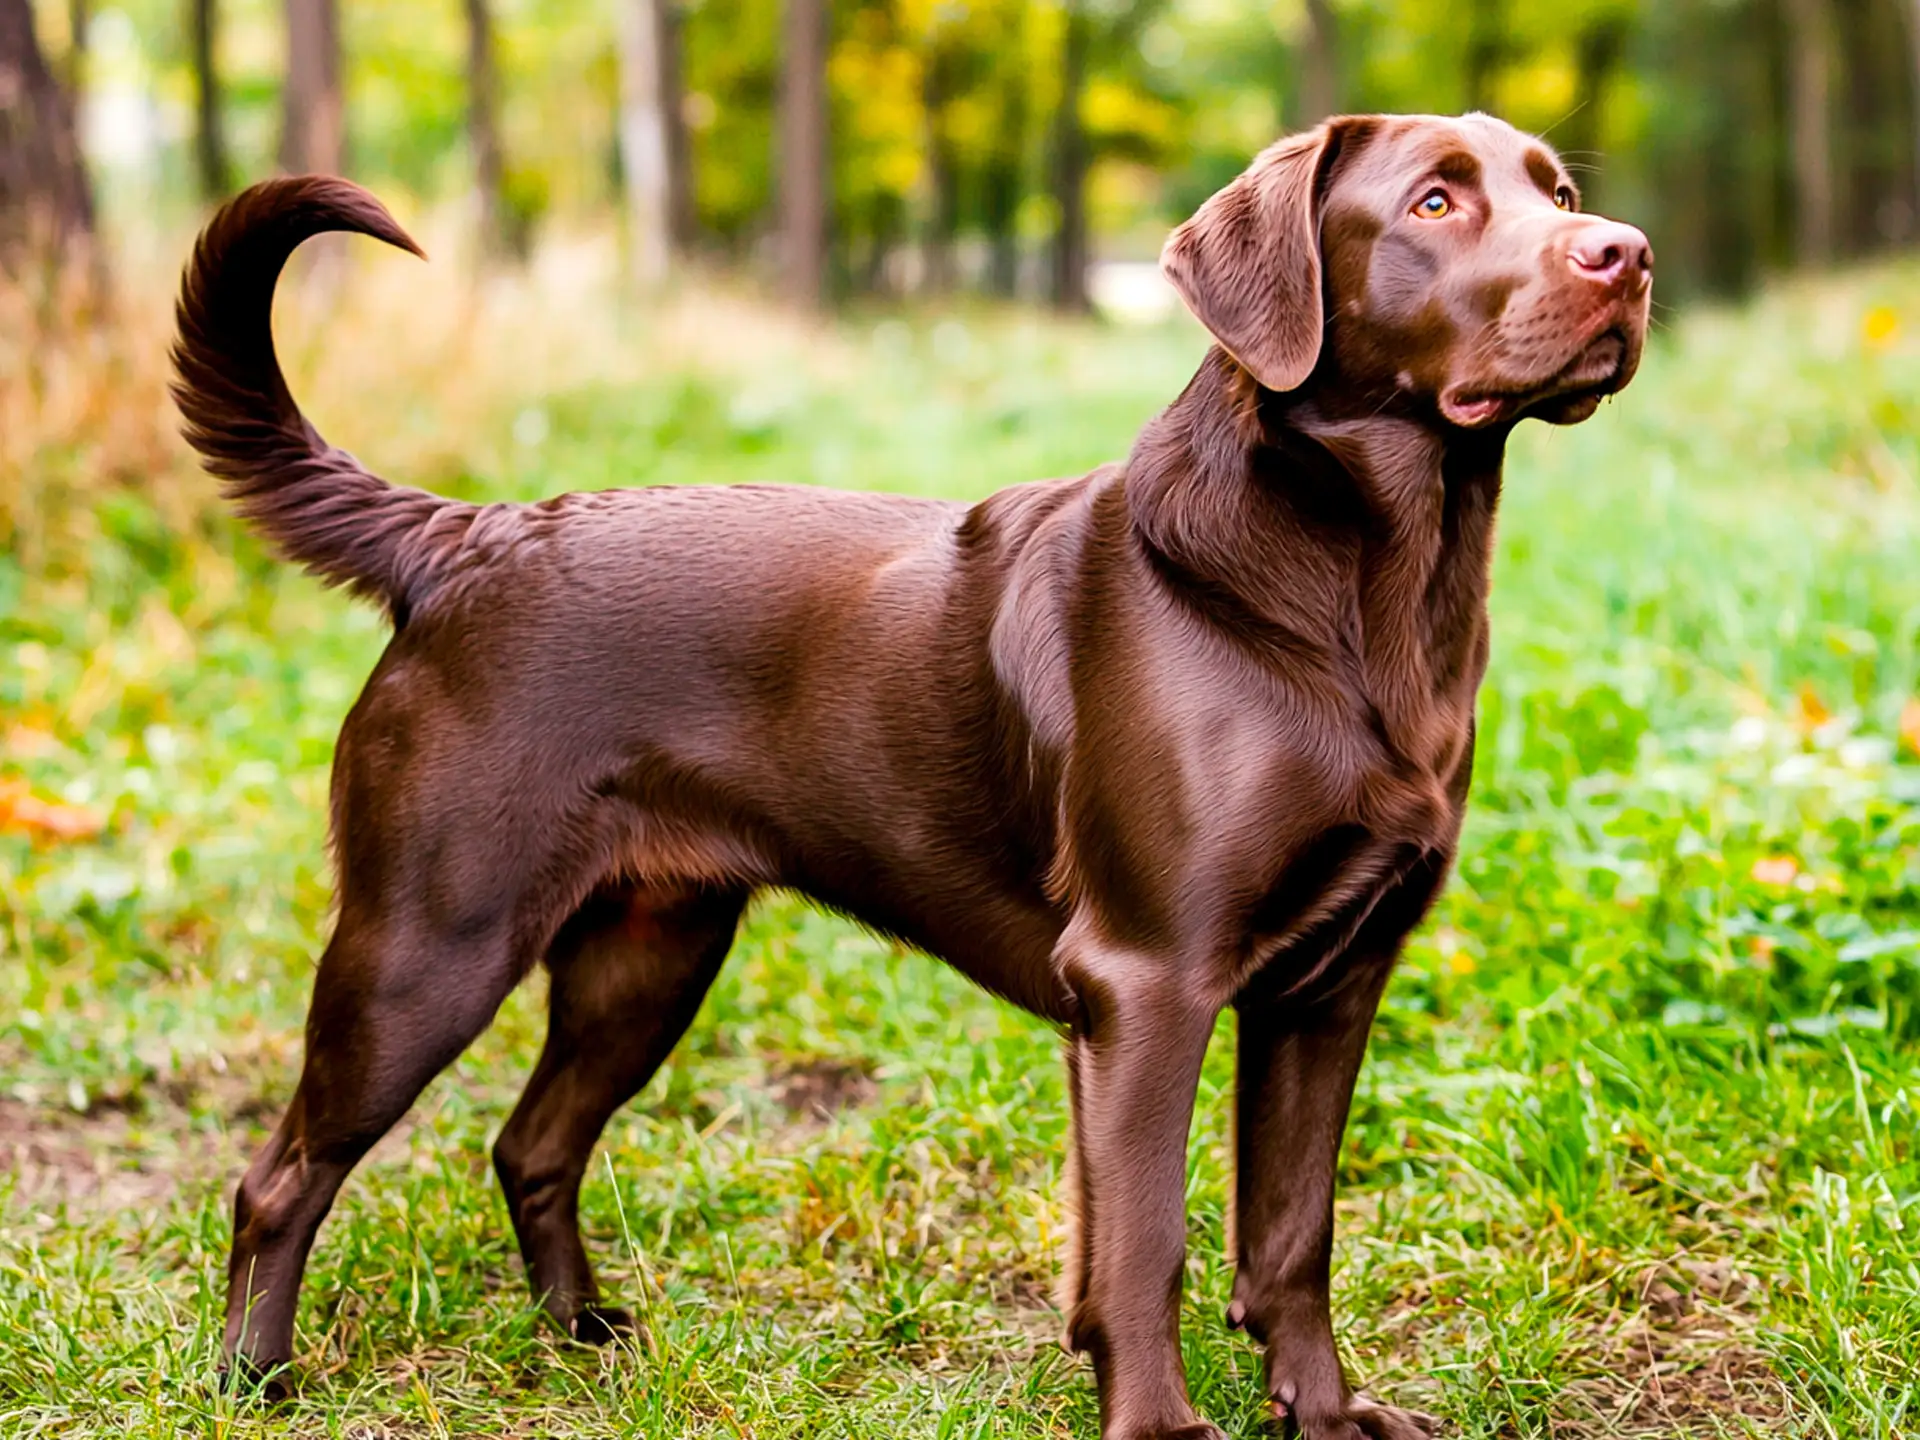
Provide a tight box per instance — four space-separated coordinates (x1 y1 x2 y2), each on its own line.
1231 703 1472 997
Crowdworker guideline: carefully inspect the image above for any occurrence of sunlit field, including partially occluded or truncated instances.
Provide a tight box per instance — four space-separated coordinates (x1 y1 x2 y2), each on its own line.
2 229 1918 1438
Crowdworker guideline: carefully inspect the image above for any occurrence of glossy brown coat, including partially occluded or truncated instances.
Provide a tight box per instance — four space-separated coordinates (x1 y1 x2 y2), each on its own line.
171 112 1652 1439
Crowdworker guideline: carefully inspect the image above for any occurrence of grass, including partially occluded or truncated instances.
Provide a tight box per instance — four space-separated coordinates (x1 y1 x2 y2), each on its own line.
3 224 1920 1438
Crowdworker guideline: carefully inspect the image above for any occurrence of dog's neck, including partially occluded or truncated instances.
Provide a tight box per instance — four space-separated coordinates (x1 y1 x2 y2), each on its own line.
1124 347 1503 763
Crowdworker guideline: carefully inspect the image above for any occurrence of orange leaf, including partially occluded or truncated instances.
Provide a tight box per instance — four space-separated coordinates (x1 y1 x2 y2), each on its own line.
1750 855 1799 888
1794 684 1831 732
1900 698 1920 760
3 723 63 760
0 778 105 843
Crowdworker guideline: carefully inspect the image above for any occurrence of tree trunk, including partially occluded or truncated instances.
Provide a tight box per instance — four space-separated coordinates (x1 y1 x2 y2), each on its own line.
0 0 95 258
922 34 960 294
1759 0 1797 272
983 75 1025 298
1908 0 1920 237
1049 0 1090 312
1783 0 1835 263
778 0 829 307
617 0 682 283
1559 14 1629 211
281 0 343 175
1702 3 1767 292
1830 0 1900 254
190 0 229 201
1464 0 1504 111
659 0 694 249
464 0 508 256
860 191 901 293
1297 0 1340 125
64 0 85 90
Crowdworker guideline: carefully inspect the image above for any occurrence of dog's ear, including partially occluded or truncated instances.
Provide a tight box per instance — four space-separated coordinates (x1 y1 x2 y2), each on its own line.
1159 119 1366 393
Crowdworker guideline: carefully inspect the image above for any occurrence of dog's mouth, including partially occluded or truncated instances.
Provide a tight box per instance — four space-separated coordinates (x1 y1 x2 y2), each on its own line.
1439 329 1631 430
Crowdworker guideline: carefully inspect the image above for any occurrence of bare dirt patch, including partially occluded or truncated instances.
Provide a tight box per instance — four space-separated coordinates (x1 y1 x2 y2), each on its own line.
1527 1256 1790 1437
1558 1341 1787 1437
1371 1252 1792 1437
0 1057 284 1212
0 1095 211 1210
767 1055 878 1122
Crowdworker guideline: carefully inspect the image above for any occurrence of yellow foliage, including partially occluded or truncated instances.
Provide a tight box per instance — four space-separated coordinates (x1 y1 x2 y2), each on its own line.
1082 78 1180 153
1863 305 1900 350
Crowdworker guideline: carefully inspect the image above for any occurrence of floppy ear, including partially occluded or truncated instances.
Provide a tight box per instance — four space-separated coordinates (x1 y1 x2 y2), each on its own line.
1159 120 1359 393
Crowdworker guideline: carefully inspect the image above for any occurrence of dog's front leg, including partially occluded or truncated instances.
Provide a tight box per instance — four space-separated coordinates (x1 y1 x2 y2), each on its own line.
1229 949 1434 1440
1057 928 1224 1440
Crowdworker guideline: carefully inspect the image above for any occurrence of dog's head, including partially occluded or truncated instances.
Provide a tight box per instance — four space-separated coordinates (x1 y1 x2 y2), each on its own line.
1162 112 1652 430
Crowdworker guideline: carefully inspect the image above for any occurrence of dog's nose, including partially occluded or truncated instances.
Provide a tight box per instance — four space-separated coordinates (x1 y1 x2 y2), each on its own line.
1567 221 1653 291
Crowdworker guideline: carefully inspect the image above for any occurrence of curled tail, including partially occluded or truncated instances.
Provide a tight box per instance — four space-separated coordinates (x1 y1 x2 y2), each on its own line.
170 175 475 621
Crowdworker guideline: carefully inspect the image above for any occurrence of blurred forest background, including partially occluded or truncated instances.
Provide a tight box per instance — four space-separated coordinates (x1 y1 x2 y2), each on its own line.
6 2 1920 1432
5 0 1920 308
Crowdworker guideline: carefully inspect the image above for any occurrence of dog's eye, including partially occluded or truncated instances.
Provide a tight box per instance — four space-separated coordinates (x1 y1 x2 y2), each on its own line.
1413 190 1452 220
1554 186 1576 211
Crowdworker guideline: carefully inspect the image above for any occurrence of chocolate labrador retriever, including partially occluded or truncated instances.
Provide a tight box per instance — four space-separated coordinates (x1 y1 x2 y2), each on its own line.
172 112 1650 1436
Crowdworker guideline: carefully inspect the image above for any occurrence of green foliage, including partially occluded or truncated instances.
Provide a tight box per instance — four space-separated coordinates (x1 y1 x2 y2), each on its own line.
3 243 1920 1433
82 0 1920 296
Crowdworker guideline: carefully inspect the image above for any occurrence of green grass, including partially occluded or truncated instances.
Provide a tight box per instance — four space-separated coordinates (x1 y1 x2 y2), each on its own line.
3 251 1920 1438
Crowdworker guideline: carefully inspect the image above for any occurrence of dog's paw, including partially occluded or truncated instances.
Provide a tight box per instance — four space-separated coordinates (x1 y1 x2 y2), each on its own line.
568 1304 637 1346
218 1354 295 1403
1277 1394 1437 1440
1116 1425 1228 1440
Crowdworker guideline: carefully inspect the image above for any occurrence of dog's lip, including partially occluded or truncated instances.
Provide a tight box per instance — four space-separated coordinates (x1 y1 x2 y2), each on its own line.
1440 329 1630 429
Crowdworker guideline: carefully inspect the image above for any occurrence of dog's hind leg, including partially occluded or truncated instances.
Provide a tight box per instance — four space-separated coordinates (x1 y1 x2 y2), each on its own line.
222 908 527 1394
493 882 746 1342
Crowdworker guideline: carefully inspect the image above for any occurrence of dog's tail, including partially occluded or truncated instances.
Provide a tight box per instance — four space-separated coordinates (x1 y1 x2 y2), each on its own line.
170 176 475 621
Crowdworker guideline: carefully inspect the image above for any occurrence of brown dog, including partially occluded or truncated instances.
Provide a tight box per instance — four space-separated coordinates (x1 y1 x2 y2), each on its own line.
172 112 1650 1438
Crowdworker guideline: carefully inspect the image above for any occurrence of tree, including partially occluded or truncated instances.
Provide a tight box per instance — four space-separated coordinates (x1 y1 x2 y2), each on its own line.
0 0 94 260
921 22 964 294
616 0 687 282
1558 9 1631 212
1908 0 1920 236
1464 0 1505 111
464 0 507 255
779 0 829 307
190 0 230 201
1829 0 1917 252
281 0 343 175
1783 0 1835 262
1049 0 1090 312
982 52 1028 297
1297 0 1340 126
660 1 694 250
63 0 85 90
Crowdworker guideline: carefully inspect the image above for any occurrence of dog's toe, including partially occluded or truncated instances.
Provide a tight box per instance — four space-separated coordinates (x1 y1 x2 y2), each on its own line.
1279 1396 1437 1440
569 1305 637 1346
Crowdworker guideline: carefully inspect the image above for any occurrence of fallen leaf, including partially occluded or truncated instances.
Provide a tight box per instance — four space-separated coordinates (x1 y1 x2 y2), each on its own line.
3 723 63 760
1750 855 1799 888
1794 684 1831 732
1899 698 1920 760
0 778 105 843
